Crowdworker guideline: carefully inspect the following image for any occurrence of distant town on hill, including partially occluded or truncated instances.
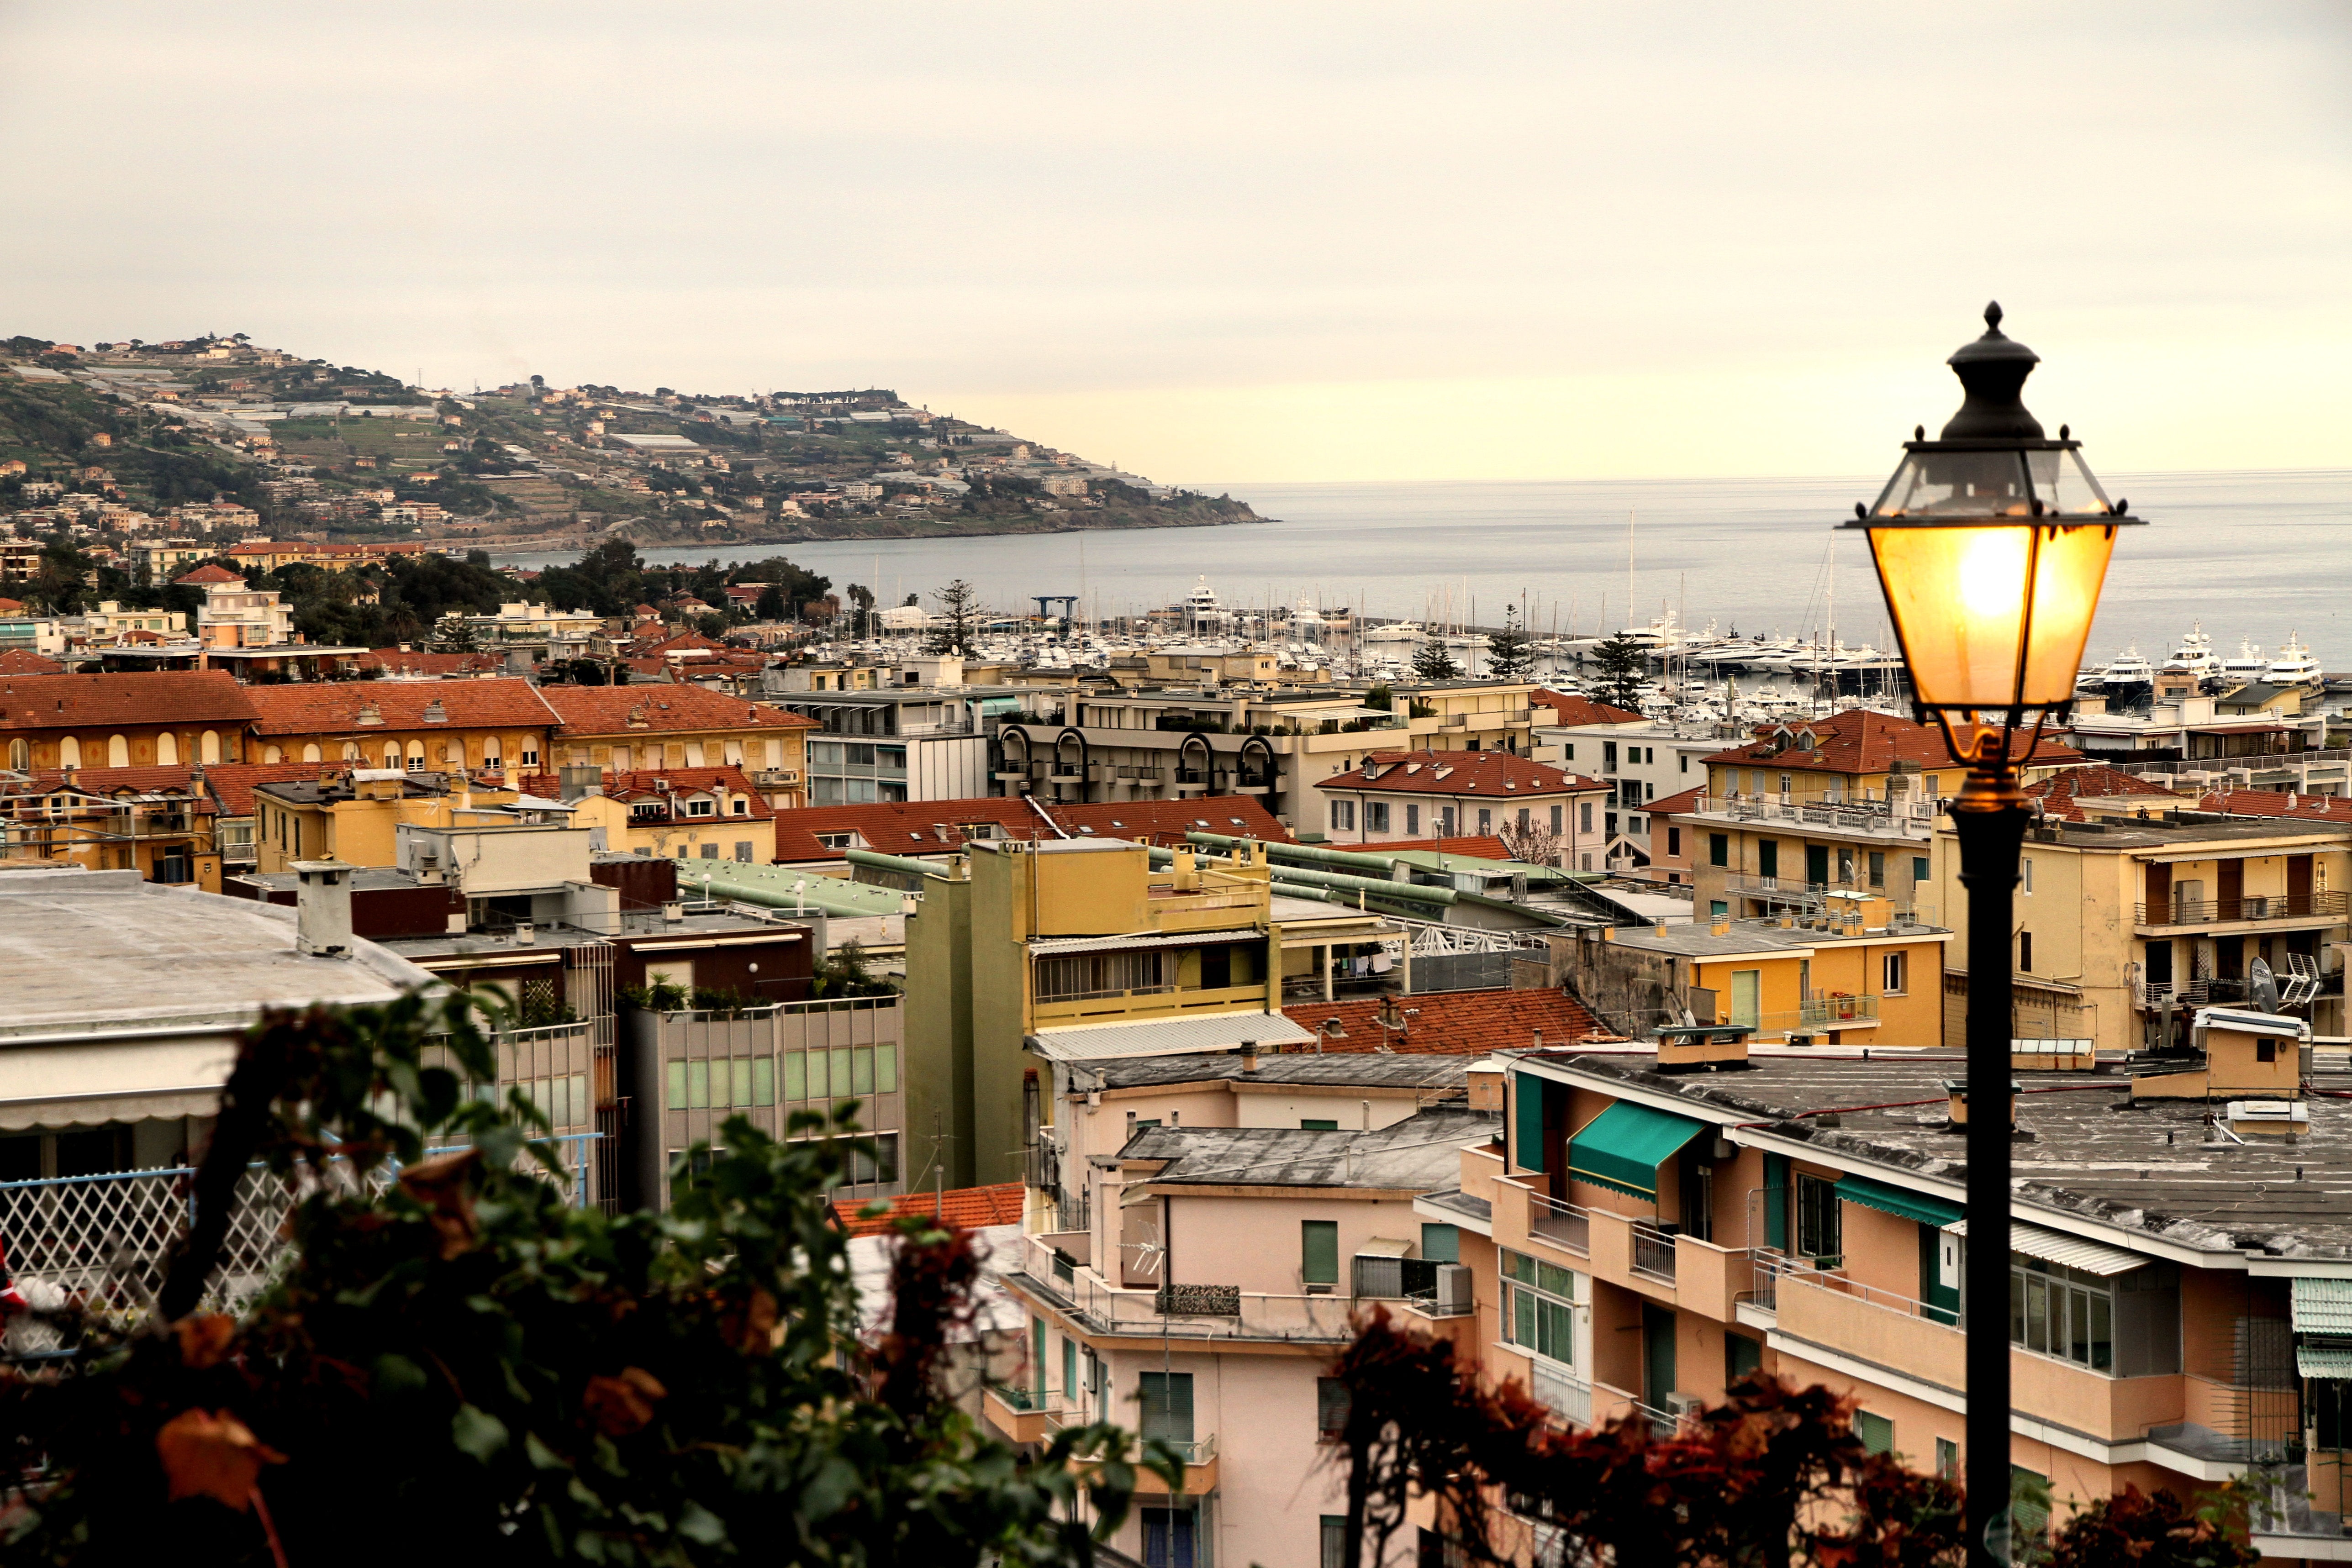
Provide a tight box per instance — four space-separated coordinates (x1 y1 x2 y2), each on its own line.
0 331 1259 555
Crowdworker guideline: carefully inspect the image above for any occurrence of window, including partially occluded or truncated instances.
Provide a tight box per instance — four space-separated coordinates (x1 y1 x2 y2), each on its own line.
1709 832 1728 867
688 797 716 816
1757 840 1778 879
1421 1222 1460 1263
1139 1371 1194 1444
2022 858 2034 894
1580 801 1592 833
1550 804 1562 833
1710 900 1728 919
1883 952 1908 995
1063 1335 1077 1407
1724 1331 1762 1386
1668 827 1682 857
1499 1249 1579 1366
1036 949 1166 1001
1853 1410 1893 1456
1868 851 1885 889
1332 800 1355 831
1914 856 1931 884
1477 808 1491 834
1300 1118 1339 1131
1935 1438 1959 1479
731 798 749 815
1317 1379 1352 1442
1405 803 1420 835
1302 1220 1339 1287
1367 801 1390 833
2019 930 2033 972
1777 773 1791 795
734 842 754 862
699 843 719 859
1679 754 1688 773
2009 1258 2117 1371
1795 1173 1841 1262
1321 1517 1349 1568
1563 743 1575 761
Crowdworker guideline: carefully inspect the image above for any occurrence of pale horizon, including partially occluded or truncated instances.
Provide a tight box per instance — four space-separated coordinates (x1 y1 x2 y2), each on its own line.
4 3 2346 483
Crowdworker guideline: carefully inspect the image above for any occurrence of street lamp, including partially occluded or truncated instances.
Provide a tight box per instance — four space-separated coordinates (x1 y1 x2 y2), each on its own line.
1843 303 2140 1567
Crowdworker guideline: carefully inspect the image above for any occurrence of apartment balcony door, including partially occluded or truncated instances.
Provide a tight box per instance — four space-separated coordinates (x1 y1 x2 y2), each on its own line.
1143 1506 1197 1568
1806 845 1830 888
1641 1304 1677 1410
2218 859 2245 921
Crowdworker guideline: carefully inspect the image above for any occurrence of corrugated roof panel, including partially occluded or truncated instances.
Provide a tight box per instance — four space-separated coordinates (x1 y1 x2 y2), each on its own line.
1028 931 1258 957
2298 1343 2352 1380
1025 1012 1313 1062
1943 1218 2150 1277
2294 1279 2352 1334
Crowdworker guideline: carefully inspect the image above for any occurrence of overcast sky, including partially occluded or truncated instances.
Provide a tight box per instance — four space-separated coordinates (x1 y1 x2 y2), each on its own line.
3 3 2346 482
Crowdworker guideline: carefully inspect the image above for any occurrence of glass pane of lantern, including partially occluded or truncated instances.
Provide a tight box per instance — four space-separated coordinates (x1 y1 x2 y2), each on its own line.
2025 448 2111 516
2020 522 2122 704
1868 524 2030 706
1870 450 2033 517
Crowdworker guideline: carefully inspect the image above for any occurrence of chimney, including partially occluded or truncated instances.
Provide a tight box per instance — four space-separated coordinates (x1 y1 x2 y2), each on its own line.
290 858 354 959
1239 1039 1259 1074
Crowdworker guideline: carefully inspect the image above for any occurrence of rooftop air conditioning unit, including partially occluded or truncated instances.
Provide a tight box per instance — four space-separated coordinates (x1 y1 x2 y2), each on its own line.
1434 1263 1474 1315
1663 1392 1705 1422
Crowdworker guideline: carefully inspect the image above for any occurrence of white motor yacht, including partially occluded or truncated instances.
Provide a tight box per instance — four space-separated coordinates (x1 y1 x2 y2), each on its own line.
2268 633 2323 686
1361 621 1427 644
2164 623 2220 680
2220 640 2268 684
2100 646 2154 687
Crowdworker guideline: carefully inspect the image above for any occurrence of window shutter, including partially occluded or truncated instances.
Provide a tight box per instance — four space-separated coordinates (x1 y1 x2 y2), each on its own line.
1514 1071 1546 1173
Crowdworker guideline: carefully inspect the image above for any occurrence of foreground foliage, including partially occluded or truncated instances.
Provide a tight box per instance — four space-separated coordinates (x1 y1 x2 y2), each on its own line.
1329 1309 2258 1567
0 994 1159 1565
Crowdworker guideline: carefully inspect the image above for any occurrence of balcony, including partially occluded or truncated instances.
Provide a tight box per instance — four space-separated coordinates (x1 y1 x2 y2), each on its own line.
2134 890 2347 932
752 768 801 787
1234 773 1274 794
983 1384 1070 1445
1007 1233 1355 1344
1691 794 1940 840
1527 1192 1590 1254
1629 1220 1677 1284
1173 768 1209 789
1048 763 1085 780
1798 995 1880 1028
1030 979 1267 1026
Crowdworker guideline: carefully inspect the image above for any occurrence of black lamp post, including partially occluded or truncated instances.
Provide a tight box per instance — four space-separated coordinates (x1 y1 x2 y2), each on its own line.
1843 304 2141 1567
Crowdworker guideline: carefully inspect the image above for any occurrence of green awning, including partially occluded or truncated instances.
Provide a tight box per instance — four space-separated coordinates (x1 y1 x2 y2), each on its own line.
2294 1279 2352 1335
2299 1343 2352 1380
1838 1173 1963 1229
1566 1102 1707 1200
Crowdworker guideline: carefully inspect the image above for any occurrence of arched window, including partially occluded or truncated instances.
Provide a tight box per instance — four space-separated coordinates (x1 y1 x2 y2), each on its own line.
382 744 400 769
7 739 27 771
483 737 502 772
60 737 80 768
264 746 283 763
199 730 220 764
446 741 465 768
405 740 425 771
609 745 629 773
724 739 744 766
685 741 707 768
157 732 179 766
108 734 129 768
302 743 322 763
342 742 362 760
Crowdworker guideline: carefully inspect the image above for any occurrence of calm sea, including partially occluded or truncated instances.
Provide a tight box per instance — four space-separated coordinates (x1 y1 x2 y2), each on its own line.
490 469 2352 669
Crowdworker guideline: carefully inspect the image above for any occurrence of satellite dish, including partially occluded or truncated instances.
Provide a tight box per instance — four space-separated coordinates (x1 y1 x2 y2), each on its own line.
2250 957 2280 1015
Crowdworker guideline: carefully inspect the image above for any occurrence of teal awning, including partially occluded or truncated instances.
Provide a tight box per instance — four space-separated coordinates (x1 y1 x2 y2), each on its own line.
2294 1279 2352 1335
1566 1102 1707 1200
2299 1343 2352 1380
1838 1173 1963 1229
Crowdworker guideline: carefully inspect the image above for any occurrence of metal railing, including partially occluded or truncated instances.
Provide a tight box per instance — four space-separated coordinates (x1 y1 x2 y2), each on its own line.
1527 1191 1590 1254
1012 1233 1356 1342
1750 1251 1960 1328
0 1133 602 1342
1798 995 1881 1026
1693 794 1941 835
2135 891 2346 926
1630 1221 1677 1283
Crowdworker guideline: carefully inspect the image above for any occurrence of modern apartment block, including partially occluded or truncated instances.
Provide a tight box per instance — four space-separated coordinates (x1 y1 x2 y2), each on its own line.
1530 703 1734 879
993 1047 1497 1568
903 835 1313 1190
1461 1018 2352 1562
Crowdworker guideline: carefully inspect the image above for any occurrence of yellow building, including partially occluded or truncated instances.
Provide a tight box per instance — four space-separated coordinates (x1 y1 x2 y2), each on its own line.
244 678 557 773
545 766 778 866
1930 789 2351 1055
251 771 528 873
540 684 817 810
1562 893 1951 1047
904 837 1320 1189
1678 710 2084 923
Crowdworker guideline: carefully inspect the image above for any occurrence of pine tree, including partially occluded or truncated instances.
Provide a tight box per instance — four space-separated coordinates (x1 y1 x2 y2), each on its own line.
1411 639 1461 682
926 579 980 655
1486 602 1535 680
1589 633 1650 711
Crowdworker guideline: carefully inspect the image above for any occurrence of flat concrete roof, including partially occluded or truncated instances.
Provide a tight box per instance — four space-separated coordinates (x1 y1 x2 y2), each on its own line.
0 868 428 1038
1123 1105 1500 1190
1085 1051 1472 1093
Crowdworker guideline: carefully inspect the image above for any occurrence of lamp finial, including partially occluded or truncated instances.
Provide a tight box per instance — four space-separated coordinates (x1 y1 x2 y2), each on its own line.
1984 300 2003 332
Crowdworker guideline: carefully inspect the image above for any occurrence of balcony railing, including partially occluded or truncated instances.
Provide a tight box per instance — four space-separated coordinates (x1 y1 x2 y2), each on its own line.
1527 1192 1590 1254
1630 1221 1677 1283
1173 768 1209 785
1011 1233 1355 1342
1694 794 1941 836
1798 995 1880 1027
2134 891 2347 926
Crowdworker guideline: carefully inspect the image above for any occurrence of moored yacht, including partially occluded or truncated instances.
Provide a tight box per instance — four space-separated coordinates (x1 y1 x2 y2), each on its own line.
2100 646 2154 687
2164 622 2220 680
2268 633 2322 686
2220 639 2268 685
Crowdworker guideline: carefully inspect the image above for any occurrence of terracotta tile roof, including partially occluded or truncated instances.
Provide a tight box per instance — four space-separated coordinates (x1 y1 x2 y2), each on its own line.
357 647 509 677
2026 764 2184 821
633 630 725 655
0 651 64 675
245 677 558 735
2196 788 2352 828
1351 834 1513 861
0 598 23 614
771 794 1295 861
1050 796 1294 847
1279 987 1603 1057
1316 750 1605 799
516 766 775 821
1532 689 1645 726
1648 786 1703 818
1704 709 2083 775
196 762 356 816
172 563 243 585
833 1181 1025 1237
0 671 259 731
540 683 817 737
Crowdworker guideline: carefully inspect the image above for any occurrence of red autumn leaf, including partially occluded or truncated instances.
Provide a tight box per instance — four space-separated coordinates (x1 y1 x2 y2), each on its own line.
156 1408 285 1511
582 1367 666 1437
396 1148 482 1260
